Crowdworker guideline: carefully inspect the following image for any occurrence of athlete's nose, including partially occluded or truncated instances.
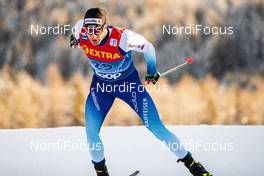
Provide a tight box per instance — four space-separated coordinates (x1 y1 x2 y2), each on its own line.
88 34 94 38
89 34 99 40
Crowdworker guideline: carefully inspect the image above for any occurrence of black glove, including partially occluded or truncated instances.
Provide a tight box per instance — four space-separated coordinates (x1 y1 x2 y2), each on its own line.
145 72 160 84
70 34 79 48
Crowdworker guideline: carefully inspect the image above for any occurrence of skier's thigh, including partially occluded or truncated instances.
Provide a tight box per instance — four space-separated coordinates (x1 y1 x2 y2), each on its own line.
85 91 115 132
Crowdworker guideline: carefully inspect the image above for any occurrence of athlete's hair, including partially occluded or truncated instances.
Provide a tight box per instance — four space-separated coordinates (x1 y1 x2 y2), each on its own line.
83 7 107 27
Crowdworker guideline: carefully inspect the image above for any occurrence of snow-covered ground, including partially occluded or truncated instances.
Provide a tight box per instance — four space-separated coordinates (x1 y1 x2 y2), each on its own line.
0 126 263 176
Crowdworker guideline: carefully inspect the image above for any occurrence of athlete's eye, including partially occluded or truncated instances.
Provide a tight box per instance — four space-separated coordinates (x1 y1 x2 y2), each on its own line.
86 26 102 35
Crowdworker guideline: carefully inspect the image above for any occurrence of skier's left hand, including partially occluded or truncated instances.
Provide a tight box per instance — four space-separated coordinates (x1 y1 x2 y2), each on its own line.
145 72 160 84
70 34 79 48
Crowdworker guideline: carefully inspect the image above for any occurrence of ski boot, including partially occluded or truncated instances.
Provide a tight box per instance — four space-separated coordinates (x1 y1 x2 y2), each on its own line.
93 159 109 176
178 152 213 176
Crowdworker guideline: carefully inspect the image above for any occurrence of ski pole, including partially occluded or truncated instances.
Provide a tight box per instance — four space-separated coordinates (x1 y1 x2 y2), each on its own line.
160 57 193 77
145 57 193 84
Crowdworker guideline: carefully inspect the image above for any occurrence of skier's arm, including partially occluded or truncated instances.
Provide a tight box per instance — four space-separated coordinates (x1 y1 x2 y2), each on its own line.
119 30 157 76
70 19 83 48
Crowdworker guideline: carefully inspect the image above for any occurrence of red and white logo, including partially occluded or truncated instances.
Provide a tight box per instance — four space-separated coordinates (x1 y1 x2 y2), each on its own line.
84 18 102 25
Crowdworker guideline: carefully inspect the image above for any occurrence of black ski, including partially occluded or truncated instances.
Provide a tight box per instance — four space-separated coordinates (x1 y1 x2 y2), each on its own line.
129 170 140 176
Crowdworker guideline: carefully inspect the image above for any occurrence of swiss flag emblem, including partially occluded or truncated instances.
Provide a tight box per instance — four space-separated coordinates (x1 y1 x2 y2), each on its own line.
110 39 117 47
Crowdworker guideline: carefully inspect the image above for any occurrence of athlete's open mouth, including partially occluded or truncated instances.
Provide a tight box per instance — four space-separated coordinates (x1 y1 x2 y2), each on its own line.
90 38 100 45
92 39 99 43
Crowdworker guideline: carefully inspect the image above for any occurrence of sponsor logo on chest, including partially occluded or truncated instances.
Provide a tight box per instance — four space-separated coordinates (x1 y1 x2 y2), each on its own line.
82 45 121 60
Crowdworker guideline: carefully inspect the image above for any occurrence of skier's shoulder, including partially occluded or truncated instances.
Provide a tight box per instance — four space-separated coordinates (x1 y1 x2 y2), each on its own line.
107 25 128 37
108 25 127 31
118 28 146 44
119 28 147 52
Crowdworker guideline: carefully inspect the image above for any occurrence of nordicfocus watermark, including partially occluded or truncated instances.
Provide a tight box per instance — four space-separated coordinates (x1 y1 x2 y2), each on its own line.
163 24 234 35
29 140 103 152
29 23 234 36
162 140 234 152
29 24 100 36
95 82 168 93
29 139 234 152
30 24 72 35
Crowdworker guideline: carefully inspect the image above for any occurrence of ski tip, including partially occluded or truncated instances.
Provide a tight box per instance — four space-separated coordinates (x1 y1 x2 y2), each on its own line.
129 170 140 176
185 57 193 64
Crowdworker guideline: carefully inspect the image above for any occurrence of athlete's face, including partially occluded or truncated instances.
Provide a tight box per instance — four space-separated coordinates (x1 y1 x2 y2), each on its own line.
86 25 106 46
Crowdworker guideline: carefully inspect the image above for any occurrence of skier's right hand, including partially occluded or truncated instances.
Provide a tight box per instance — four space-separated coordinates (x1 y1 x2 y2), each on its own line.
70 34 79 48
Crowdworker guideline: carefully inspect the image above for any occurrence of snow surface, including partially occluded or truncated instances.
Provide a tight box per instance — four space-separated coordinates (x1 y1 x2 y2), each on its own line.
0 126 263 176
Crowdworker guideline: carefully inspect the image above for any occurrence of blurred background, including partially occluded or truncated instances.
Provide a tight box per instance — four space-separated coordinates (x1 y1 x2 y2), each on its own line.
0 0 263 128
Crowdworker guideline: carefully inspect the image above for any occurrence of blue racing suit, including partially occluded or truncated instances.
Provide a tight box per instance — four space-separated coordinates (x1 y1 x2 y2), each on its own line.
73 20 188 163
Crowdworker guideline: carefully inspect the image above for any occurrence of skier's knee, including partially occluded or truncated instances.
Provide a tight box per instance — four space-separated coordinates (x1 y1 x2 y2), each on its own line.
147 125 170 140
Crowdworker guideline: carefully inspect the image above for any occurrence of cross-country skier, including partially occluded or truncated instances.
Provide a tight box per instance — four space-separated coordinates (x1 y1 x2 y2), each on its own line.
70 7 212 176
